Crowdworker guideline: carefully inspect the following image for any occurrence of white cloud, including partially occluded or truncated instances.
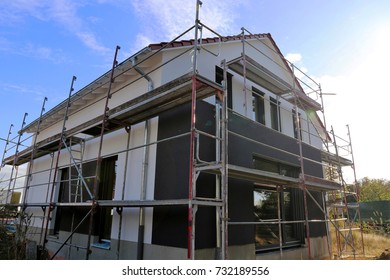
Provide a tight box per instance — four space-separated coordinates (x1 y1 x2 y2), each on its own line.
18 43 70 63
131 0 246 47
76 32 111 54
22 43 51 59
49 0 110 55
0 0 110 55
0 0 48 24
1 82 45 100
285 53 302 64
0 36 11 51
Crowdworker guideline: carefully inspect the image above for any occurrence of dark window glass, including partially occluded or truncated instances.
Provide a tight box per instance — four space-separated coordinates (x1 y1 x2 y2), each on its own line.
270 97 281 131
292 109 302 140
253 186 304 252
54 156 117 240
216 66 233 109
253 156 300 178
252 87 265 125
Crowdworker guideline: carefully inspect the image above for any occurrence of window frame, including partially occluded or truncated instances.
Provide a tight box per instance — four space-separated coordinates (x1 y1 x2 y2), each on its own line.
253 185 304 252
292 109 303 140
215 66 233 110
270 97 281 132
53 156 117 241
252 87 265 125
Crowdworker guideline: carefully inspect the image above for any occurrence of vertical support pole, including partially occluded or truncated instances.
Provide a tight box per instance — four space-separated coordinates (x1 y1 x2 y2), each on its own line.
117 126 131 260
277 186 283 259
319 84 329 150
346 124 365 256
39 152 55 246
187 0 202 260
215 92 222 258
132 64 154 260
221 59 229 260
0 124 13 169
0 123 13 226
188 76 197 260
23 97 48 209
331 126 354 257
86 45 120 260
137 120 151 260
292 65 311 259
42 75 76 254
241 27 247 116
7 113 28 202
322 191 333 258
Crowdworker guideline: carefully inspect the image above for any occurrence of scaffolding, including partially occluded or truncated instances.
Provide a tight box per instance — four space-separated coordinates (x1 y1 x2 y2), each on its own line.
0 0 364 260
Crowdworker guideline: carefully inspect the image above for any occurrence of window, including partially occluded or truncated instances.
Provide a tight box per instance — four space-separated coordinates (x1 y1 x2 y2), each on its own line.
253 156 300 178
253 186 304 252
54 156 117 241
252 87 265 125
216 66 233 109
292 109 302 140
270 97 281 132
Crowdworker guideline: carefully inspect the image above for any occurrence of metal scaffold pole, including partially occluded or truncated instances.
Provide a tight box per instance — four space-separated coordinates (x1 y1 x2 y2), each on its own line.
116 126 131 259
346 124 365 256
86 45 120 260
0 124 13 170
330 125 356 258
22 97 48 210
42 76 77 254
292 64 311 259
187 0 202 260
7 113 28 204
220 59 229 260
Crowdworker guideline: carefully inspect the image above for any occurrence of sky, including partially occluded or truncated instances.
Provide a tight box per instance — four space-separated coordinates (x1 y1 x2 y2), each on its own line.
0 0 389 182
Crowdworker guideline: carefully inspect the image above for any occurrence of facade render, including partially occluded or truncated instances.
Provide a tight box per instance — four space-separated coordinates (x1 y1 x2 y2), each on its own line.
2 24 353 260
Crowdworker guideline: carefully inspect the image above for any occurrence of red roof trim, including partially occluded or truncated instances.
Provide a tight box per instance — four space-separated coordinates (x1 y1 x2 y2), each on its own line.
148 33 270 50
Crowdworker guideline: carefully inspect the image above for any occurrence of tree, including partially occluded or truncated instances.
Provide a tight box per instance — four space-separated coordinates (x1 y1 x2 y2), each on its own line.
357 177 390 202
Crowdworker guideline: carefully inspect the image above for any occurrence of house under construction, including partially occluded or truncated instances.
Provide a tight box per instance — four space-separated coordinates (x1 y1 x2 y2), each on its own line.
0 3 364 260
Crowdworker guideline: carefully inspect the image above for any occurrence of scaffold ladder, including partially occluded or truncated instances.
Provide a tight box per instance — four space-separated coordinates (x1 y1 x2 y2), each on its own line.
329 125 364 259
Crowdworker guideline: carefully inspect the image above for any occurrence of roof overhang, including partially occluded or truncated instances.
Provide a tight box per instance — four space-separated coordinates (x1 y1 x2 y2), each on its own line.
321 150 353 167
21 47 153 134
227 164 341 192
227 54 322 111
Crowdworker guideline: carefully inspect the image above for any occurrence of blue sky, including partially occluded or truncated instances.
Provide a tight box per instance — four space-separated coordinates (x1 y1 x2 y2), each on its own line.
0 0 389 180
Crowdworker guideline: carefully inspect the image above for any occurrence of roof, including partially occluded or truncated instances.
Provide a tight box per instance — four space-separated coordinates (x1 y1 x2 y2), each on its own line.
148 33 269 50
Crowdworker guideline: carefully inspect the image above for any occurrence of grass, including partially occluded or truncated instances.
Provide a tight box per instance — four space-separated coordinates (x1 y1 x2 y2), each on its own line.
330 226 390 259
